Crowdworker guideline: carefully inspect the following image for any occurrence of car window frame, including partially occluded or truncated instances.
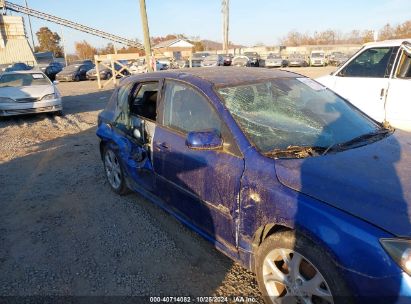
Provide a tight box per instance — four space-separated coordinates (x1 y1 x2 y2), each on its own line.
158 78 242 157
393 48 411 79
128 80 162 123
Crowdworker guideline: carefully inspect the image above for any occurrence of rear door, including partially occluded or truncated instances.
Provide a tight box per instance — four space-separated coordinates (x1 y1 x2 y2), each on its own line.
125 81 161 192
153 80 244 248
385 42 411 131
330 47 397 122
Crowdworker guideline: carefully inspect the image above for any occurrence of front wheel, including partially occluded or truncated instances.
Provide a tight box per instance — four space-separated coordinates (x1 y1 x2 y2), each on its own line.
255 231 352 304
103 147 129 195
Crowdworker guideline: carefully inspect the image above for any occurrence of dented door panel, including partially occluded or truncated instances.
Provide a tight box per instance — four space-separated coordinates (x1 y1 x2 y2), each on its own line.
153 125 243 248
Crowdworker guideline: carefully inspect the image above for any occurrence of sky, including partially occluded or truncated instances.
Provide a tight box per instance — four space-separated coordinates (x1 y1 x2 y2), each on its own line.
8 0 411 54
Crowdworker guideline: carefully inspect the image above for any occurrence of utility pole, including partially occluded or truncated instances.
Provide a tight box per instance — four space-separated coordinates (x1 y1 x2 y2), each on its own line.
24 0 35 50
222 0 229 53
139 0 153 72
60 26 68 67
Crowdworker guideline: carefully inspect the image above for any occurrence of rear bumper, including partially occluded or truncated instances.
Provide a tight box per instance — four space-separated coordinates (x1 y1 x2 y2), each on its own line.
86 75 98 80
0 98 63 116
56 76 74 82
265 62 282 67
288 62 303 67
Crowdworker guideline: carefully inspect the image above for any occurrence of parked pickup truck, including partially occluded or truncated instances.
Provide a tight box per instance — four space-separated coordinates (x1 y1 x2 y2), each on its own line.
317 39 411 131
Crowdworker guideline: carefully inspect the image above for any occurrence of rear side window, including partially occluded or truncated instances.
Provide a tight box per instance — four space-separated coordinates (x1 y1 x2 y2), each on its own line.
130 82 159 121
340 47 394 78
114 83 132 127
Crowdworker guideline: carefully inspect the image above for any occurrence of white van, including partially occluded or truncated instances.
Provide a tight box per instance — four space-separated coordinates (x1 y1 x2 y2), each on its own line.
317 39 411 131
310 50 327 66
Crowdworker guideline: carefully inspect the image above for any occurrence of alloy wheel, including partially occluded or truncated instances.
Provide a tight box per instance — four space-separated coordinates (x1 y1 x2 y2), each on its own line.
104 150 122 190
262 248 333 304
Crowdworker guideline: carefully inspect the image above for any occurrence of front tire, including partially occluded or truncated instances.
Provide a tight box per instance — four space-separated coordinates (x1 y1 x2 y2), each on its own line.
54 110 64 116
103 147 129 195
255 230 352 304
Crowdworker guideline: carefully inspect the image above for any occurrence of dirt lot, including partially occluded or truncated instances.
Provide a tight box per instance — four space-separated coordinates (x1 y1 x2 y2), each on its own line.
0 67 333 301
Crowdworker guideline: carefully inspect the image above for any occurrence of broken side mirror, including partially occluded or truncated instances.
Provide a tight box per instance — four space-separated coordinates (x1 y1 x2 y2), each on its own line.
186 129 223 150
132 119 146 144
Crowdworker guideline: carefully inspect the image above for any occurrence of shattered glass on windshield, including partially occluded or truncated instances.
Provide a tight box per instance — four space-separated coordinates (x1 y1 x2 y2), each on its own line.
218 78 378 155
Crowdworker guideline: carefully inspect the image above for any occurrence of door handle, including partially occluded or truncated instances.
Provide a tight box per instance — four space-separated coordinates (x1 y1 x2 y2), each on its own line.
154 142 169 151
380 88 385 99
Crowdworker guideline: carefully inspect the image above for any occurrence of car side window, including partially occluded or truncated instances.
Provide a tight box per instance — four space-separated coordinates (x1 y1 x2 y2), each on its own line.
130 82 159 121
162 80 242 156
114 83 132 127
339 47 394 78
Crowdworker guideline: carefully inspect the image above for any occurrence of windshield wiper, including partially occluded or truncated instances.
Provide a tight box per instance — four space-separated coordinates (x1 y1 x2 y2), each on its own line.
264 145 327 159
323 128 392 155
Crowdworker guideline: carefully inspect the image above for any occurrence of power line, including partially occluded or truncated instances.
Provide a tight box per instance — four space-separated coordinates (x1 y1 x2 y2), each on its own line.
2 1 143 49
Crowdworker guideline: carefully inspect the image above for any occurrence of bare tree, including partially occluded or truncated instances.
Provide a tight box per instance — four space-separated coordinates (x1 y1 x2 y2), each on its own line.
394 20 411 38
75 40 97 60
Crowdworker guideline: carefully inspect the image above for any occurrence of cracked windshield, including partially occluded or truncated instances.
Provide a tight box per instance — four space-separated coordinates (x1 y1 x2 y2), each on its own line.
218 78 378 154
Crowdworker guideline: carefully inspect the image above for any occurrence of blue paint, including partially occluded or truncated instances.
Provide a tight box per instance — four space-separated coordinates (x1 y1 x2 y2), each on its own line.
97 67 411 301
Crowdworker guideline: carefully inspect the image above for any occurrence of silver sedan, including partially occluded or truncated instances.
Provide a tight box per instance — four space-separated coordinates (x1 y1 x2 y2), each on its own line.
0 71 62 116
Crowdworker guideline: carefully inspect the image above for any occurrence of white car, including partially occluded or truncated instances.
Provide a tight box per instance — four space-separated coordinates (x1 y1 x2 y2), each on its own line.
0 71 62 117
317 39 411 131
128 59 166 74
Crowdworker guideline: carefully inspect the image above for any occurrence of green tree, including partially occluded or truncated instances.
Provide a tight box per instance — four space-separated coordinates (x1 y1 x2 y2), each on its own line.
35 27 63 57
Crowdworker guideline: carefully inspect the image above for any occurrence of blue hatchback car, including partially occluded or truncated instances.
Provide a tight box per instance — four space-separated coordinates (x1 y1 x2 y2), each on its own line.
97 67 411 304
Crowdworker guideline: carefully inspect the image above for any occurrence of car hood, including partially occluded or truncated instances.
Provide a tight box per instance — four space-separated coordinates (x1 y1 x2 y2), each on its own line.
274 131 411 237
0 85 54 100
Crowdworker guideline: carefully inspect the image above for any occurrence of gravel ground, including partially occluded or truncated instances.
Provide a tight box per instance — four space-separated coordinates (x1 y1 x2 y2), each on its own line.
0 67 332 302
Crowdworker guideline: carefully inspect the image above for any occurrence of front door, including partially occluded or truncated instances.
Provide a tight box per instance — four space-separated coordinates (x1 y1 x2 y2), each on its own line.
153 80 244 248
385 43 411 131
331 47 398 122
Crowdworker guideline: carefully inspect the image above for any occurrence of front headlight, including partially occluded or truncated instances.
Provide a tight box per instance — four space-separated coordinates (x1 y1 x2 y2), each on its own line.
41 94 56 101
381 238 411 275
0 97 15 103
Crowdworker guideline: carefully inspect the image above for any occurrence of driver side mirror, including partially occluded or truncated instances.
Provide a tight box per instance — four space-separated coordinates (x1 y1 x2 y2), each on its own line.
186 129 223 150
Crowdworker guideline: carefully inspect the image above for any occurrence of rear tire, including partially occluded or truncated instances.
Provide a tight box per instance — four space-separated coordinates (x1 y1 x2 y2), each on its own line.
255 230 352 304
103 146 129 195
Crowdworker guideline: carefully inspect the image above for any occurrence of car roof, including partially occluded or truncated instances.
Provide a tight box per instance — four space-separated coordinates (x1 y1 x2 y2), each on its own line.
363 39 411 48
127 67 299 87
1 70 46 75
